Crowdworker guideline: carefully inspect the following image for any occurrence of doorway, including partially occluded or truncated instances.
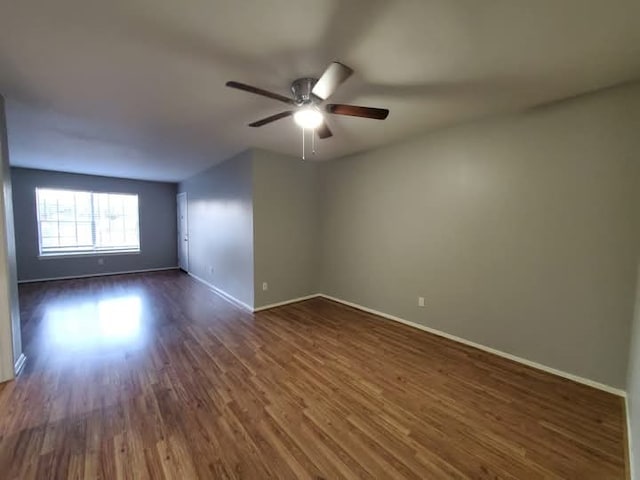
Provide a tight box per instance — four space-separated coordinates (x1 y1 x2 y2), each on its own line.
177 192 188 272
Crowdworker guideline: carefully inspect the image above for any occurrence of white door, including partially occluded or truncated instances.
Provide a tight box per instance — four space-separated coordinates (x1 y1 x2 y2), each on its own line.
177 192 189 271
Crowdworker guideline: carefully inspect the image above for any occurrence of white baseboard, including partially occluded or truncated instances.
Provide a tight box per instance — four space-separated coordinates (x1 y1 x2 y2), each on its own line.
318 293 626 397
253 294 321 312
188 273 253 311
626 396 635 480
14 353 26 376
18 267 179 284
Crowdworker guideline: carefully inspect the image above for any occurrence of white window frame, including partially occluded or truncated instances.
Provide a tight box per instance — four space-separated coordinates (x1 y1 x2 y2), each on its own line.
35 187 141 258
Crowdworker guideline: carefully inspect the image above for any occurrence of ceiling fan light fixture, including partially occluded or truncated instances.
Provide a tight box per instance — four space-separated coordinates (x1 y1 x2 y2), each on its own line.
293 108 323 129
225 62 388 144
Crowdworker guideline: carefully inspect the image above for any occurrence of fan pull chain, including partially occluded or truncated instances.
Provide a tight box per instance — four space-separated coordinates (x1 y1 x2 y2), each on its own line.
301 128 317 160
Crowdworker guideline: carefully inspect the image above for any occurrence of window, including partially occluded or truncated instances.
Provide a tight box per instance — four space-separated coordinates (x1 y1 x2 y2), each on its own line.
36 188 140 256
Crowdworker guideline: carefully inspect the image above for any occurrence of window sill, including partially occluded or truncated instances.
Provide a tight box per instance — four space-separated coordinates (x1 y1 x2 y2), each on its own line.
38 250 141 260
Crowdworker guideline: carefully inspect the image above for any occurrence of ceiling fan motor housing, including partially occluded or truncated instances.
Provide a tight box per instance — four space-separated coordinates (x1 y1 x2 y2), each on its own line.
291 78 318 106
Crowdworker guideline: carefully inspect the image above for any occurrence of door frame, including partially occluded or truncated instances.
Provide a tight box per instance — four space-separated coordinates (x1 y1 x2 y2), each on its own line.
177 192 189 272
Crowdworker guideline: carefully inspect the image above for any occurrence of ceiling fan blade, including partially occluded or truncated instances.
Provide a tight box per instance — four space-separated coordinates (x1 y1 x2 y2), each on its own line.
248 111 293 127
317 121 333 139
311 62 353 100
326 104 389 120
226 81 295 105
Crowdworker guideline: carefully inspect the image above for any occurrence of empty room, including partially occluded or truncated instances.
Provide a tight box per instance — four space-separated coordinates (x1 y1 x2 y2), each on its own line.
0 1 639 478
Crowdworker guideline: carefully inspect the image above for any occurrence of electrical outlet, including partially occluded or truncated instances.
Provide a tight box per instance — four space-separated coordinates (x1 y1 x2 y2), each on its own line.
262 282 268 291
98 258 104 265
418 297 425 307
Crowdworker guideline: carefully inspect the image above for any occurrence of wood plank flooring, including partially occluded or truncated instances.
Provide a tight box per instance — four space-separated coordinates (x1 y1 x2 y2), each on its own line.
0 271 627 478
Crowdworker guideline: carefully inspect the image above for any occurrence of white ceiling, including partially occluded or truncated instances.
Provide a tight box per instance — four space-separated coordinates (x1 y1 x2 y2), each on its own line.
1 0 639 182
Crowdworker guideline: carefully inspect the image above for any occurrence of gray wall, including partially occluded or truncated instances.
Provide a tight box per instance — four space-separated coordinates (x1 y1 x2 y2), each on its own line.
0 96 21 382
178 151 254 308
253 149 320 308
12 167 178 281
319 82 640 389
628 266 640 479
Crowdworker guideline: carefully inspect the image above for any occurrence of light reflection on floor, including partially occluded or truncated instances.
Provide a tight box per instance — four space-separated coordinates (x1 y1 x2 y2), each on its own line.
43 295 144 351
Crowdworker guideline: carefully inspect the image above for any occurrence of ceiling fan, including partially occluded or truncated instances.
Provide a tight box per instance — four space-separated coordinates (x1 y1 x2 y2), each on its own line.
225 62 389 140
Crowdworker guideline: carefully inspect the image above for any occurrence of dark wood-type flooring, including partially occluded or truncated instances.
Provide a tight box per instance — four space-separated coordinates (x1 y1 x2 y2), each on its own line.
0 271 628 479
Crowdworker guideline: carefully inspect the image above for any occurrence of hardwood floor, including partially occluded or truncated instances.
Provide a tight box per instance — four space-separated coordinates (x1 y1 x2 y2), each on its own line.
0 271 627 479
